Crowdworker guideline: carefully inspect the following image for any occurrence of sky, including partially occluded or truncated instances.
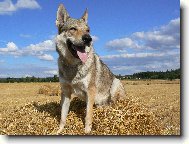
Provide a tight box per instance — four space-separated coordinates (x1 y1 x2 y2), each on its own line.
0 0 180 78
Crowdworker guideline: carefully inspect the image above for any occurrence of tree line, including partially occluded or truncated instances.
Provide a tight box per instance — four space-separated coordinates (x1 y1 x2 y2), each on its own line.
0 68 180 83
116 68 180 80
0 75 59 83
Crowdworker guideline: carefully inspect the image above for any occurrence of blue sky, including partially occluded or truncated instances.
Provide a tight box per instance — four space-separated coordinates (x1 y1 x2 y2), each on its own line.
0 0 180 77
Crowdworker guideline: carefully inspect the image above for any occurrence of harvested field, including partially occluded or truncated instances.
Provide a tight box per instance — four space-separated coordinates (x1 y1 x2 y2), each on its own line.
0 80 180 135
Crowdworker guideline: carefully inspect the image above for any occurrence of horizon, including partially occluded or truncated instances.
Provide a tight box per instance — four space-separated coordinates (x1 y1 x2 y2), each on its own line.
0 0 180 78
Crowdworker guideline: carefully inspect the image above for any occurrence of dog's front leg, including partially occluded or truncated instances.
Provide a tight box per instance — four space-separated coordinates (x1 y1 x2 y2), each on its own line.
57 84 71 134
85 86 95 134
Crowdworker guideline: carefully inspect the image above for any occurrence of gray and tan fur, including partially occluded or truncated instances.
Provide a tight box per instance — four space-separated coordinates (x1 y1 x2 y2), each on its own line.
55 4 125 134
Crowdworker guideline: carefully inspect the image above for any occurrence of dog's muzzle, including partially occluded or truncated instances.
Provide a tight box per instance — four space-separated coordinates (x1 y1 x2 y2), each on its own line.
66 36 92 63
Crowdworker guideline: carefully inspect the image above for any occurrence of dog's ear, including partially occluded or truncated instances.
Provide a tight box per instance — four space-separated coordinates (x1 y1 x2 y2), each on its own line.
56 4 70 28
81 8 88 23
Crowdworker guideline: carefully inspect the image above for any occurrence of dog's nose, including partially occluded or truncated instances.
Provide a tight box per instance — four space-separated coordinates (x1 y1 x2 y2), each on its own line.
82 34 92 44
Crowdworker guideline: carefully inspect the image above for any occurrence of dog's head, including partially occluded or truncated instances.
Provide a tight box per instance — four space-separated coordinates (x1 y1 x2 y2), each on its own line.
56 4 92 63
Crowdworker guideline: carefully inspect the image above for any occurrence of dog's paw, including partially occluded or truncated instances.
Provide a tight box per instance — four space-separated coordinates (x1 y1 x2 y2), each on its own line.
49 129 61 135
56 124 65 135
56 128 63 135
84 125 92 134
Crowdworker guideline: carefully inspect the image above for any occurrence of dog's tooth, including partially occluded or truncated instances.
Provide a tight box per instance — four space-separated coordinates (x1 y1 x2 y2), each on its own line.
85 46 90 53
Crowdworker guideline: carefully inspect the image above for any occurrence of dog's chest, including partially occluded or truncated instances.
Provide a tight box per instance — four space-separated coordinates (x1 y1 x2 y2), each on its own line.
70 72 92 101
59 61 92 96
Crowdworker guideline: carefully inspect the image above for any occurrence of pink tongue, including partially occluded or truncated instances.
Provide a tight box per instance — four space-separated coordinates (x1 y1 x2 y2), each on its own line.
77 50 88 63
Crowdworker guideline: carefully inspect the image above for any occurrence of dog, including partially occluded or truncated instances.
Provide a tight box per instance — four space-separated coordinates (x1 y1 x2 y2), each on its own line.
55 4 125 134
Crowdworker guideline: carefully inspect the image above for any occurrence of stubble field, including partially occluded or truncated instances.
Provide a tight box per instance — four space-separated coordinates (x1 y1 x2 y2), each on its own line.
0 80 180 135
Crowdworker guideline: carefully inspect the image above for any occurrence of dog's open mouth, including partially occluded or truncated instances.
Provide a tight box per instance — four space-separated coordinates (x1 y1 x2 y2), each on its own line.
67 39 88 63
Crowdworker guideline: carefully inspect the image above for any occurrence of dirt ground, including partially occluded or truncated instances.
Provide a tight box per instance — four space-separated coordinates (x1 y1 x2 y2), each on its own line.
0 80 180 135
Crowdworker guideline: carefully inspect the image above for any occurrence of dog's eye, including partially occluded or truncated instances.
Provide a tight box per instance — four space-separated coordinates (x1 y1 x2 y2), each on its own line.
70 27 77 31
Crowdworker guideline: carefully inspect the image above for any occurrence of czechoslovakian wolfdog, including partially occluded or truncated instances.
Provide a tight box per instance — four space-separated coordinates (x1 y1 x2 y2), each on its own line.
55 4 125 134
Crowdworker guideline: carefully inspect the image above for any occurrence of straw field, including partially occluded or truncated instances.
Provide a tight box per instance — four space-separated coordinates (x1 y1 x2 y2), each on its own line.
0 80 180 135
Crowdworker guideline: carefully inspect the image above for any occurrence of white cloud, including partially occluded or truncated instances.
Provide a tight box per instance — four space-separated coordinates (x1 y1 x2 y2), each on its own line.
23 74 32 78
160 18 180 35
0 42 22 56
106 18 180 51
91 35 99 42
101 52 168 59
101 51 180 75
26 40 55 52
0 40 55 61
15 0 41 9
0 42 18 52
44 70 58 75
0 0 41 15
0 0 16 15
38 54 54 61
106 37 141 50
7 42 18 50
